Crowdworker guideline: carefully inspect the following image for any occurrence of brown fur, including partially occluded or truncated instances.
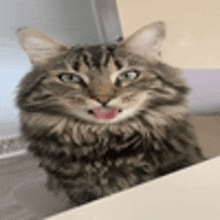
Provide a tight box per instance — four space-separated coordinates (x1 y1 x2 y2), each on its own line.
16 22 205 206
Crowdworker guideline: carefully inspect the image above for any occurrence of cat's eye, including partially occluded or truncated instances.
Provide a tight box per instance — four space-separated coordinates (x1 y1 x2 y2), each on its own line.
118 70 139 81
59 73 82 84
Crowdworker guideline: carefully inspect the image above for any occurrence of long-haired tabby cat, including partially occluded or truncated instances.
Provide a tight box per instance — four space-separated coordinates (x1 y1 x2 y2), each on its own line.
16 21 205 206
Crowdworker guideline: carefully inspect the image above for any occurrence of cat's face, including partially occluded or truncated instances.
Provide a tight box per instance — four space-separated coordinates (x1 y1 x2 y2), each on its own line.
17 22 189 125
39 46 160 124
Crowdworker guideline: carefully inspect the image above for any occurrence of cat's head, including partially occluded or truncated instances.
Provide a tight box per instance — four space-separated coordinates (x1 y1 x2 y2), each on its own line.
17 21 189 125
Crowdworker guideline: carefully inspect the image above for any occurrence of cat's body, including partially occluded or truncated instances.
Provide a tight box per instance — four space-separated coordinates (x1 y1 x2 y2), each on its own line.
16 22 205 206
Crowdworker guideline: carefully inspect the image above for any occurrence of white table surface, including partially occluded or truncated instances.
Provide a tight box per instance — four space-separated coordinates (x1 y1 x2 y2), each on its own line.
46 156 220 220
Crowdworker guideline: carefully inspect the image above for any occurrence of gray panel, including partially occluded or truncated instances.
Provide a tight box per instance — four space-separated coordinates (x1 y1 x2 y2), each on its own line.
91 0 123 43
0 0 101 45
183 69 220 114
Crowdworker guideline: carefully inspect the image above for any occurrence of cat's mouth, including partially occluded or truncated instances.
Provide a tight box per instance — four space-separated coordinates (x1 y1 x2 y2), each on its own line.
88 107 122 120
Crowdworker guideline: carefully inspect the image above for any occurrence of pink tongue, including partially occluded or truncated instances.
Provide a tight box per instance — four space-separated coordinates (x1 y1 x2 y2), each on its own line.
93 107 119 119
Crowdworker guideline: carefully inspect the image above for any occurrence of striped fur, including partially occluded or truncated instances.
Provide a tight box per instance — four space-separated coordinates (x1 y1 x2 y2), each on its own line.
16 24 205 206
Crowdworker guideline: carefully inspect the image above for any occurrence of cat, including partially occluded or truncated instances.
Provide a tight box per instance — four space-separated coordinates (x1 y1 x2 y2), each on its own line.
16 21 205 206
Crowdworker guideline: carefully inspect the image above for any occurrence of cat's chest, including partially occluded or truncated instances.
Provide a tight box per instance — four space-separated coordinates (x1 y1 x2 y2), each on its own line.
51 145 153 194
37 135 153 181
57 140 147 175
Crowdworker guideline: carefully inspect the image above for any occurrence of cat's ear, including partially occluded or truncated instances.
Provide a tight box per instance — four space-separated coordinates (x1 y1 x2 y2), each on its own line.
120 21 166 62
17 27 69 65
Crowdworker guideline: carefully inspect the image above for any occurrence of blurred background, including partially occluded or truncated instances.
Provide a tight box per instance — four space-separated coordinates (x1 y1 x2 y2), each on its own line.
117 0 220 68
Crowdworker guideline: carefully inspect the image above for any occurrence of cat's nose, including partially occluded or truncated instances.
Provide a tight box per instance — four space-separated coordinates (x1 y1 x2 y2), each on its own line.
96 96 110 105
98 96 109 102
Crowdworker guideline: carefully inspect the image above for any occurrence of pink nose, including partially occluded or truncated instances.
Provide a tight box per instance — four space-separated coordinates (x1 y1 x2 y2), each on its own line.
97 96 109 102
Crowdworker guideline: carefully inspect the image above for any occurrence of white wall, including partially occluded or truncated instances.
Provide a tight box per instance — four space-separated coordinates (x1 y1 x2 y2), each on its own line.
117 0 220 68
0 0 101 136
